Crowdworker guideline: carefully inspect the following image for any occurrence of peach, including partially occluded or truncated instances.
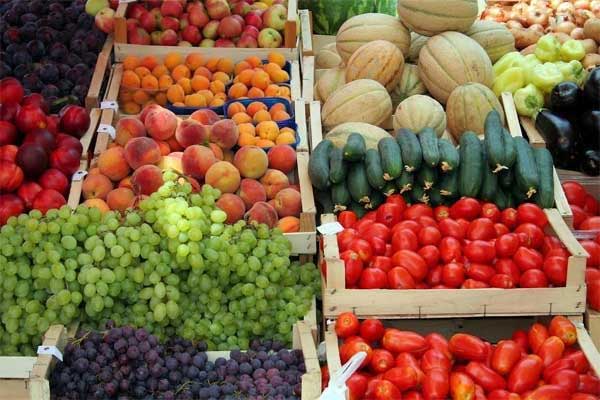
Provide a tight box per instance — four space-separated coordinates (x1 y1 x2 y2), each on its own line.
158 154 183 173
83 198 110 213
156 140 170 156
204 161 241 193
238 178 266 208
215 193 246 224
175 119 210 148
144 108 177 140
124 137 162 169
260 168 289 199
115 117 146 146
233 145 268 179
119 176 132 189
138 103 162 124
82 173 113 200
267 144 296 174
182 144 217 180
245 201 278 228
274 188 301 217
277 216 300 233
210 119 239 150
98 147 131 181
106 187 135 212
131 164 164 195
167 136 184 152
189 108 220 125
88 167 101 175
208 143 223 160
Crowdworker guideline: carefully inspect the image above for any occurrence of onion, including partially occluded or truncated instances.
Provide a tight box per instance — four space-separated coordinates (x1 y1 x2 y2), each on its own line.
555 20 577 32
529 23 546 32
574 0 591 10
555 12 576 23
526 7 551 26
549 0 562 9
557 2 576 14
570 26 586 37
510 3 530 25
482 5 508 22
581 38 598 53
506 20 524 29
591 0 600 16
552 31 572 42
574 9 594 25
531 0 550 9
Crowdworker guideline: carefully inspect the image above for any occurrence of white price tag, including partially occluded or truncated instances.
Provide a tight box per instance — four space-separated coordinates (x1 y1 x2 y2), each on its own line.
119 0 137 3
100 101 118 111
37 345 63 362
97 124 116 140
72 170 88 182
317 222 344 236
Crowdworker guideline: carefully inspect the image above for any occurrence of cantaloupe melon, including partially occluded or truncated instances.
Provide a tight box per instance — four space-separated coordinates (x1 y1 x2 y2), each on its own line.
466 21 516 63
326 123 391 150
390 64 427 107
397 0 478 36
314 67 346 103
345 40 405 92
392 95 447 137
408 33 428 63
315 42 343 69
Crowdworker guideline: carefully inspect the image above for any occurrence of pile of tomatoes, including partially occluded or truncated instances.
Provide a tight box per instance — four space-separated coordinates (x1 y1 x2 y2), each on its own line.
327 312 600 399
324 195 572 290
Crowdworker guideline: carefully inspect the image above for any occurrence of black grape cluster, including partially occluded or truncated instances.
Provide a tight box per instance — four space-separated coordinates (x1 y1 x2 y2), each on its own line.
50 324 306 400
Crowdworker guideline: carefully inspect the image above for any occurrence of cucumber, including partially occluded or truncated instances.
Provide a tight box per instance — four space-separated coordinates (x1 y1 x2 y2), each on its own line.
402 192 412 205
396 170 414 193
502 129 517 168
484 109 507 173
367 191 385 210
314 189 334 214
378 137 403 180
308 139 333 190
349 201 367 218
417 165 438 190
331 181 351 212
495 187 509 210
514 137 539 199
439 170 459 197
438 139 460 172
411 185 430 205
458 132 484 197
396 128 422 172
328 147 346 184
506 191 516 209
429 185 443 207
480 149 498 202
365 149 386 190
347 163 371 204
511 183 527 204
418 128 440 167
382 181 397 196
499 169 513 189
533 147 555 208
343 132 366 162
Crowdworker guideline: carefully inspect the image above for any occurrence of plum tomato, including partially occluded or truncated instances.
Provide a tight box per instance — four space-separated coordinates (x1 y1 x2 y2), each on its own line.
368 236 387 256
482 203 501 222
490 274 515 289
335 311 360 338
346 373 369 399
581 240 600 268
496 233 521 258
439 237 463 264
439 218 466 239
391 250 428 282
543 256 568 286
513 247 544 271
572 205 590 230
365 379 402 400
450 197 482 221
528 323 549 354
442 262 466 288
340 339 373 367
562 181 588 208
494 223 510 237
507 354 544 393
491 340 522 376
404 203 434 220
464 240 496 264
514 223 545 249
391 228 419 252
370 256 393 273
516 203 548 228
466 263 496 283
588 279 600 311
501 208 518 230
519 269 548 288
418 226 442 246
467 218 497 241
549 316 577 346
465 361 506 392
583 195 599 215
363 222 392 242
418 245 440 268
359 267 388 289
338 210 358 229
423 368 450 399
360 318 385 343
337 228 358 253
449 333 488 362
462 279 490 288
382 329 428 354
421 349 452 373
537 336 565 367
370 349 396 373
340 250 364 287
376 203 404 227
450 371 476 400
388 266 416 289
385 194 407 209
434 205 450 221
383 366 420 391
349 238 374 262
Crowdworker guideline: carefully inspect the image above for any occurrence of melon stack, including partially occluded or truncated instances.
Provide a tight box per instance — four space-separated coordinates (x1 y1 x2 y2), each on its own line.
315 0 517 141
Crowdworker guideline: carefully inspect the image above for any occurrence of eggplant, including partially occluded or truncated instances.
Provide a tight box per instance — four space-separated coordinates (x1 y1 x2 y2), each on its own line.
534 109 579 169
581 110 600 150
581 150 600 176
550 82 581 112
584 67 600 111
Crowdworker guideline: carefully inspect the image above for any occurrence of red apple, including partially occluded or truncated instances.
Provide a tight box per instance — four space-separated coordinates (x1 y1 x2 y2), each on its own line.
95 7 115 33
218 15 244 38
0 102 19 122
0 194 25 224
206 0 231 19
55 134 83 155
129 27 152 45
109 0 119 9
245 11 263 28
242 25 260 39
46 115 60 135
160 16 180 31
147 0 161 8
21 93 49 114
0 78 24 105
127 3 147 19
237 34 258 47
160 0 184 18
15 105 47 134
151 31 162 45
39 169 69 196
32 189 66 215
215 38 236 47
0 121 17 145
188 3 209 28
180 13 189 30
0 161 24 192
182 25 202 45
23 129 56 154
200 38 215 47
160 29 179 45
202 20 220 39
16 143 48 179
258 27 282 48
232 1 252 16
139 11 157 32
50 146 80 176
126 17 139 32
263 4 287 31
17 182 42 209
59 105 90 138
0 145 18 162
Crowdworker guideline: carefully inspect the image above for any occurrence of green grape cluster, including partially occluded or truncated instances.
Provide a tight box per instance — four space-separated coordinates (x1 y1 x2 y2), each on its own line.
0 175 321 355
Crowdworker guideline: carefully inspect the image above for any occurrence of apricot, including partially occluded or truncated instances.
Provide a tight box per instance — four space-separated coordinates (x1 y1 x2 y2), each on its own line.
140 55 159 70
167 84 185 104
264 84 280 97
233 145 268 179
245 201 278 228
122 99 141 113
260 168 289 199
227 101 246 117
185 53 204 71
245 56 261 68
267 144 296 174
247 87 265 98
115 117 146 146
123 55 140 71
172 64 191 82
238 123 255 137
189 109 220 125
175 119 210 148
232 112 252 125
272 110 291 121
210 119 239 150
152 64 169 78
274 188 301 218
124 137 162 169
216 58 234 74
256 121 279 141
256 139 276 148
164 52 183 70
177 78 192 95
134 66 151 78
215 193 246 224
122 70 141 88
237 69 254 86
191 75 210 91
158 75 173 90
251 70 270 90
205 161 241 194
238 132 257 146
268 52 286 68
83 198 110 213
277 216 300 233
209 80 225 94
82 173 113 200
144 108 177 140
234 60 251 75
247 101 267 116
184 93 207 107
132 90 150 106
238 178 267 208
253 109 272 123
98 147 131 181
131 164 164 195
228 82 248 99
182 144 217 180
141 74 159 90
194 66 212 80
106 187 135 212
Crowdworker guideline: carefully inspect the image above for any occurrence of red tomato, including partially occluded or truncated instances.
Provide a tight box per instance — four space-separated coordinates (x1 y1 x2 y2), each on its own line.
365 379 402 400
507 354 544 394
340 250 364 287
404 391 425 400
589 279 600 311
494 223 510 237
514 223 545 249
463 279 490 288
395 352 425 385
376 203 404 227
516 203 548 228
541 236 563 255
449 333 488 362
466 263 496 283
584 195 599 215
491 340 522 376
335 312 360 339
363 222 392 242
391 250 428 282
383 366 420 391
434 205 450 221
546 247 570 259
382 329 428 354
496 233 521 258
421 349 452 373
482 203 501 222
549 369 579 394
426 265 443 287
442 262 466 288
450 371 476 400
340 339 373 366
360 318 385 343
468 218 497 241
417 216 438 229
490 274 515 289
346 372 369 400
393 220 421 235
495 258 521 283
386 194 407 208
349 239 374 262
404 203 434 220
543 358 575 381
578 374 599 394
571 394 600 400
524 384 570 400
440 237 463 264
419 226 442 246
419 245 440 268
465 361 507 392
474 384 487 400
425 333 451 359
519 269 548 288
527 322 548 353
370 349 396 374
450 197 482 221
391 229 419 252
370 256 393 273
543 256 567 286
537 336 565 367
501 208 519 230
338 211 358 229
549 316 577 346
354 219 373 236
439 218 466 239
572 205 590 229
388 266 416 289
359 267 388 289
385 244 393 257
488 389 521 400
364 211 377 221
465 240 496 264
423 368 450 399
562 181 588 208
581 240 600 268
368 236 388 256
338 228 359 252
512 329 529 352
513 247 544 271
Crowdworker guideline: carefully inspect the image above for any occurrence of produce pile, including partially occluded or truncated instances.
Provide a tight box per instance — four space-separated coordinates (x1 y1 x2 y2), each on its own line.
0 0 108 108
50 324 306 399
0 176 320 356
328 312 600 399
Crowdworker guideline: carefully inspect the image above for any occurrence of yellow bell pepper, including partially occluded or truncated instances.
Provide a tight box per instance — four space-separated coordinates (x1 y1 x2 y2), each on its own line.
556 60 586 85
522 54 542 85
530 63 564 93
493 52 525 77
493 67 526 97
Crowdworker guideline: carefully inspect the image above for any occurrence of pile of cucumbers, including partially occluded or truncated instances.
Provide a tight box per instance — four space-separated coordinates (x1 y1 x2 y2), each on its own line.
309 110 555 216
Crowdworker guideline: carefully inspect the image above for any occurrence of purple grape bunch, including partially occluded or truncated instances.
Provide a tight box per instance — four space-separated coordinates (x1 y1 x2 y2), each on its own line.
50 324 307 400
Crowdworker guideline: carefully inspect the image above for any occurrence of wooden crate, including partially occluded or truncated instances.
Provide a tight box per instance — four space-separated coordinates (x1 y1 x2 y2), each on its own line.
85 36 114 112
319 210 587 319
114 0 299 49
325 315 600 381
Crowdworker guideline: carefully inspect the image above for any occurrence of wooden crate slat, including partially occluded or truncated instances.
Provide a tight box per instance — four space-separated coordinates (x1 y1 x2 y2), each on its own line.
0 358 37 380
520 116 546 148
308 101 323 152
285 0 299 48
80 108 102 161
295 100 309 152
299 9 313 56
86 36 114 112
302 56 315 102
586 310 600 350
291 61 302 101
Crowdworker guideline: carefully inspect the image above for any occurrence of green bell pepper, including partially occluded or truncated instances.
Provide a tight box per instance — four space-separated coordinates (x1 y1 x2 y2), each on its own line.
556 60 586 85
560 40 586 62
513 84 545 118
493 67 526 97
493 52 525 77
534 34 562 63
530 63 563 93
522 54 542 85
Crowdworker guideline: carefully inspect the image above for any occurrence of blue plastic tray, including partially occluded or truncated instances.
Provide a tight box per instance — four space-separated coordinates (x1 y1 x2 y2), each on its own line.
223 97 295 128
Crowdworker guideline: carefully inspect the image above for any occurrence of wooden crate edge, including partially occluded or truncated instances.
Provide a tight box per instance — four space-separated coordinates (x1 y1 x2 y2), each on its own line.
85 36 114 112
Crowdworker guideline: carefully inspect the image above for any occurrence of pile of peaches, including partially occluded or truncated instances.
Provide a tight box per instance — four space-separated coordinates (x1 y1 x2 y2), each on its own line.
118 51 291 114
83 103 302 232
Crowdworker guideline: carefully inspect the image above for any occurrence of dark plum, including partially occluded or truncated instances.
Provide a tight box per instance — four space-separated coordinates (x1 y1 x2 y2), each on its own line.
12 50 32 66
4 9 21 26
20 13 37 24
23 129 56 153
70 39 88 54
19 23 37 42
12 64 32 80
16 142 48 178
49 43 68 61
47 2 63 13
0 63 12 79
39 64 59 84
66 54 82 67
82 52 98 67
41 84 60 98
36 27 56 45
57 64 71 79
47 12 64 30
3 28 20 45
26 40 45 61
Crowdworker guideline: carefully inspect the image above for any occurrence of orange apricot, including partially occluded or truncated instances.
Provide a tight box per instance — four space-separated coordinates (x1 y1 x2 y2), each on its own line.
271 110 291 121
167 84 185 104
191 75 210 91
238 123 256 136
268 52 286 68
164 52 183 70
251 70 270 90
247 87 265 98
123 55 140 71
194 67 212 80
172 64 191 82
232 112 252 125
238 132 257 146
209 80 225 94
122 101 141 115
212 71 230 84
158 75 173 90
178 78 193 94
122 70 141 88
253 109 272 123
141 74 159 90
185 53 204 71
132 90 150 105
236 69 254 86
228 82 248 99
234 60 252 76
152 64 169 78
245 56 261 68
205 57 220 72
216 58 234 74
227 102 246 117
264 84 280 97
155 92 168 106
184 93 207 107
256 121 279 141
140 55 159 70
134 66 151 78
246 101 268 116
